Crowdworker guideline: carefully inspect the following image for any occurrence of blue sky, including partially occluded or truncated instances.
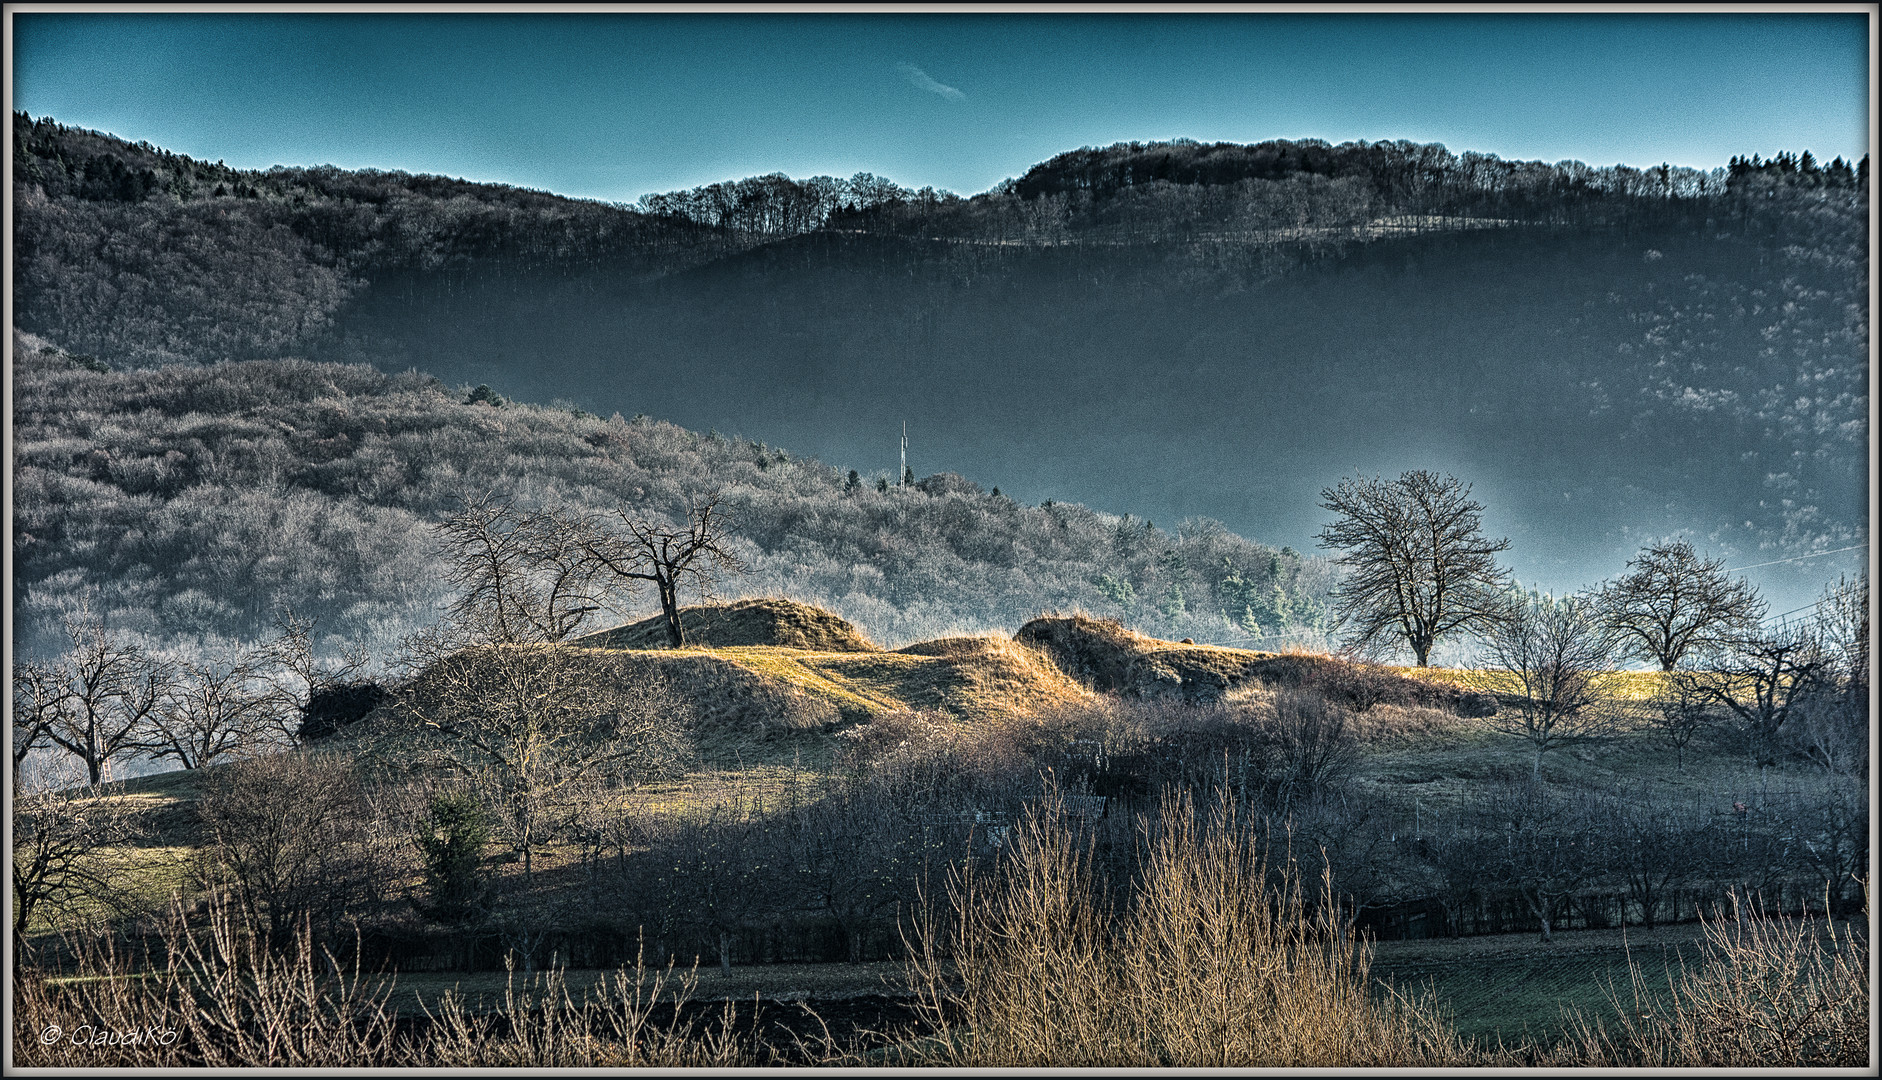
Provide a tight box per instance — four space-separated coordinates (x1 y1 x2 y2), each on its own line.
11 11 1871 203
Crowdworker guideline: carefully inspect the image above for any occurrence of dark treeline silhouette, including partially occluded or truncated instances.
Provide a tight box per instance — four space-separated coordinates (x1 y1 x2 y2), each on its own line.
13 113 753 366
16 111 1868 367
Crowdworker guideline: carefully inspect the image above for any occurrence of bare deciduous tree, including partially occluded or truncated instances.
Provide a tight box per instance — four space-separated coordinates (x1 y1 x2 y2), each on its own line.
40 611 169 786
1596 541 1766 670
13 768 146 943
1317 471 1511 667
139 652 284 769
435 494 623 645
1594 786 1710 928
585 495 746 648
1648 673 1719 773
1689 621 1829 773
1784 574 1870 777
378 641 690 879
11 661 65 789
1474 779 1598 942
661 796 785 975
1477 594 1621 779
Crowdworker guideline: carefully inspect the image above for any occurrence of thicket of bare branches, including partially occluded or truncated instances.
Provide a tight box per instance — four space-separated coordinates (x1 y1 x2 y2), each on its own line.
1476 593 1622 779
193 751 393 951
905 787 1480 1067
372 642 691 878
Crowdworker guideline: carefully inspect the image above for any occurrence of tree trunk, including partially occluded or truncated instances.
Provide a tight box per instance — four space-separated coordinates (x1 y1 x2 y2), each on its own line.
521 811 534 882
660 578 684 648
1538 911 1552 942
718 930 732 976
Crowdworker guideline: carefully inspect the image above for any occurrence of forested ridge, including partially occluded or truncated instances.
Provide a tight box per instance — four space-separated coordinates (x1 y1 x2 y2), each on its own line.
11 332 1330 659
10 113 1870 644
15 110 1865 366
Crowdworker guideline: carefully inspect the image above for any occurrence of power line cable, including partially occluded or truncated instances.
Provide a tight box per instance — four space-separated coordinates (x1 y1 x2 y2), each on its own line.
1723 543 1867 573
1761 594 1846 625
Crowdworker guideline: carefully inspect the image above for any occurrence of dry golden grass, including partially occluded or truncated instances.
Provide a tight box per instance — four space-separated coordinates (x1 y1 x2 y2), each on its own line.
566 634 1095 769
1547 891 1870 1067
1399 666 1668 703
902 787 1485 1067
14 895 759 1068
576 596 877 652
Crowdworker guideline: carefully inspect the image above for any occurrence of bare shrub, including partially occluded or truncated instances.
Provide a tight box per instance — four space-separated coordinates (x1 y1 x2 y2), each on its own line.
1555 891 1869 1067
13 894 400 1067
834 707 1040 807
195 751 384 951
1264 689 1357 798
11 894 757 1067
417 954 754 1067
904 787 1480 1067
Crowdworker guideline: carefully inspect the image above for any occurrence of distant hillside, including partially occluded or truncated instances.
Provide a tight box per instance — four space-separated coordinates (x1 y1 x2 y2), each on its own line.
11 114 1869 609
11 334 1332 660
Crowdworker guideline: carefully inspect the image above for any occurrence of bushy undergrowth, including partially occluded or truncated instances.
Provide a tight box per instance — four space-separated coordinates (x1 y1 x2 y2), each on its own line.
15 761 1871 1068
18 870 1867 1068
1550 891 1870 1067
903 788 1480 1067
13 895 760 1067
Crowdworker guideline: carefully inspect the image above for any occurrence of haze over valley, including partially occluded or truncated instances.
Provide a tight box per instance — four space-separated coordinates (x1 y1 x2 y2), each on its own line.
12 114 1868 650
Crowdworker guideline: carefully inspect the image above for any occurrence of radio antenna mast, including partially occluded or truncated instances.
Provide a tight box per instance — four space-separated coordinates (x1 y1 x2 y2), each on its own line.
900 421 908 486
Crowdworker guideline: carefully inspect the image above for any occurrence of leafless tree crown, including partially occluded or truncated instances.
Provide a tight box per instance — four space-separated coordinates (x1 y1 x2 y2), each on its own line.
1477 594 1621 778
584 494 747 648
1595 540 1766 671
34 610 169 786
1316 471 1511 666
434 494 623 645
1684 620 1830 770
377 642 691 879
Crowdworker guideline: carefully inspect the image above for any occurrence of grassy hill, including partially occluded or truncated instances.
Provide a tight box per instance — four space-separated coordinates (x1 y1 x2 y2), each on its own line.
24 595 1861 1067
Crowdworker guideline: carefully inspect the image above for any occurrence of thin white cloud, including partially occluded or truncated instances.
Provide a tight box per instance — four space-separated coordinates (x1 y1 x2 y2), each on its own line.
897 63 965 102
